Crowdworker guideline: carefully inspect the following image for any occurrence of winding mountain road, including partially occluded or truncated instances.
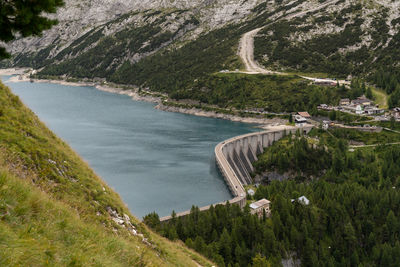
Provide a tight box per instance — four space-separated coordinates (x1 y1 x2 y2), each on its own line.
239 28 278 74
238 0 340 76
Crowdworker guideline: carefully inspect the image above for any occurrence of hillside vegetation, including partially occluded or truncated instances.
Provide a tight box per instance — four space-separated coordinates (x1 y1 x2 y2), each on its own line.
167 73 346 112
22 0 399 112
0 81 212 266
254 2 400 77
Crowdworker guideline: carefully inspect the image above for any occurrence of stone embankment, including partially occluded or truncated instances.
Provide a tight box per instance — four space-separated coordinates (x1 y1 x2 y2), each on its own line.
156 104 286 124
160 125 313 221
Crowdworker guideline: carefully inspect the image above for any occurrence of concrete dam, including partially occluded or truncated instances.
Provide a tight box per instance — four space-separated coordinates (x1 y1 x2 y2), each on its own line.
160 125 313 221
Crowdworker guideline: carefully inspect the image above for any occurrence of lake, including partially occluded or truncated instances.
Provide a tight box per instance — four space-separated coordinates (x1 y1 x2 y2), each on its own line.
3 77 258 218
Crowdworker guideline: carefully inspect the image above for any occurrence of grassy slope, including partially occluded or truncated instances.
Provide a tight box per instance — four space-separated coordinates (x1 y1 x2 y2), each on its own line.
0 81 213 266
371 87 389 109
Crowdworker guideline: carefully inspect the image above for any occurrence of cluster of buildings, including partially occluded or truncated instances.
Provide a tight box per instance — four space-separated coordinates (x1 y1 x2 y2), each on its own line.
318 96 384 116
341 96 384 115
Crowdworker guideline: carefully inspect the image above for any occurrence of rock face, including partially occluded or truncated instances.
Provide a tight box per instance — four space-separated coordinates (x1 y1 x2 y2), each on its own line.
253 0 400 75
8 0 261 56
6 0 400 85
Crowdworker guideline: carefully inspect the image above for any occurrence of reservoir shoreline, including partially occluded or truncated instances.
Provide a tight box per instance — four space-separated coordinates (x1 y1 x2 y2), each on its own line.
3 75 264 217
2 68 286 126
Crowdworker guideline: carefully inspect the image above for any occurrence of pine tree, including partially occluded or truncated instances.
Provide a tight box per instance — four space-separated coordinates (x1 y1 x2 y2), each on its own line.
252 254 271 267
219 228 232 264
0 0 64 58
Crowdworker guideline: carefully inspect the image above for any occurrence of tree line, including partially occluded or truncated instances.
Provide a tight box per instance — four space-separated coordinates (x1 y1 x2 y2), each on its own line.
145 128 400 266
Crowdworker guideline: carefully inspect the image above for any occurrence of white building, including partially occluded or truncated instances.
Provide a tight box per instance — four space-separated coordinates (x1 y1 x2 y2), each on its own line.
355 105 364 115
322 120 331 130
250 199 271 218
291 196 310 205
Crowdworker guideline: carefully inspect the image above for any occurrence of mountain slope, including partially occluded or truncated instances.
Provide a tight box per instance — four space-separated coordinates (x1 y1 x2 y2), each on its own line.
0 81 213 266
33 1 399 85
7 0 262 65
8 1 400 78
253 0 400 76
5 0 400 110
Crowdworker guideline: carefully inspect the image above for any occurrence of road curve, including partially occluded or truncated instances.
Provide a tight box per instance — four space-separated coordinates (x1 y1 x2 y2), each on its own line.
238 0 339 75
238 28 279 74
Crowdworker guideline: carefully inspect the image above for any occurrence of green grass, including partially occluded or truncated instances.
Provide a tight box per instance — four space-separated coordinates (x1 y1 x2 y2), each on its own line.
0 168 146 266
0 81 213 266
371 86 389 109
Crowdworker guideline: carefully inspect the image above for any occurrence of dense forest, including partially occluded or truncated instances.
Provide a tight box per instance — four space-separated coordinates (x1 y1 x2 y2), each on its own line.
202 74 367 112
153 73 368 113
145 128 400 266
168 74 344 112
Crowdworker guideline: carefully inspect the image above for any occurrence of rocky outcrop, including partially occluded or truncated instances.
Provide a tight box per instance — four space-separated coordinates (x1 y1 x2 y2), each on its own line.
8 0 262 57
7 0 400 82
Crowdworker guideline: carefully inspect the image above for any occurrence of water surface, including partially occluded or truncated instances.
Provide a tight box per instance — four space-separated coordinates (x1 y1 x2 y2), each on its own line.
3 77 258 218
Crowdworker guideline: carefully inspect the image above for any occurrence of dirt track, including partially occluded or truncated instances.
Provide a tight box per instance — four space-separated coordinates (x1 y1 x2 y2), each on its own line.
238 0 339 74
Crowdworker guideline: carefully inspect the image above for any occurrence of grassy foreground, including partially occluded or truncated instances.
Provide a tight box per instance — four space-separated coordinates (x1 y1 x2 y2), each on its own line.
0 81 213 266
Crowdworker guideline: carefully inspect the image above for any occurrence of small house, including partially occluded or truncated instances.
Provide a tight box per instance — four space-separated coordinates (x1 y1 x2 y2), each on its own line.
250 198 271 218
295 115 307 123
351 96 372 107
297 112 311 118
318 104 330 110
365 106 384 115
355 105 364 115
322 120 331 130
339 98 350 106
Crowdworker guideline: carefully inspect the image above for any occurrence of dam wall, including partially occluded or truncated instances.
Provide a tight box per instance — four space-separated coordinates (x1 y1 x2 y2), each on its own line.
159 125 313 222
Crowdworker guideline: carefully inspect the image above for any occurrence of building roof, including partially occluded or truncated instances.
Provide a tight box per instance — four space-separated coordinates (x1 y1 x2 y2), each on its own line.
352 96 372 105
249 198 271 210
295 115 307 123
291 196 310 205
298 196 310 205
297 112 311 118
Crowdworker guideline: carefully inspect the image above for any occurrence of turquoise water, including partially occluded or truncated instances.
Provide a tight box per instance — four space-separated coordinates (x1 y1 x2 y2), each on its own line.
3 77 258 218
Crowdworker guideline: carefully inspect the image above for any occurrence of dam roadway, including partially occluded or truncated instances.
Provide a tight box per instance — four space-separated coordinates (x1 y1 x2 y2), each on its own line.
160 125 313 222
